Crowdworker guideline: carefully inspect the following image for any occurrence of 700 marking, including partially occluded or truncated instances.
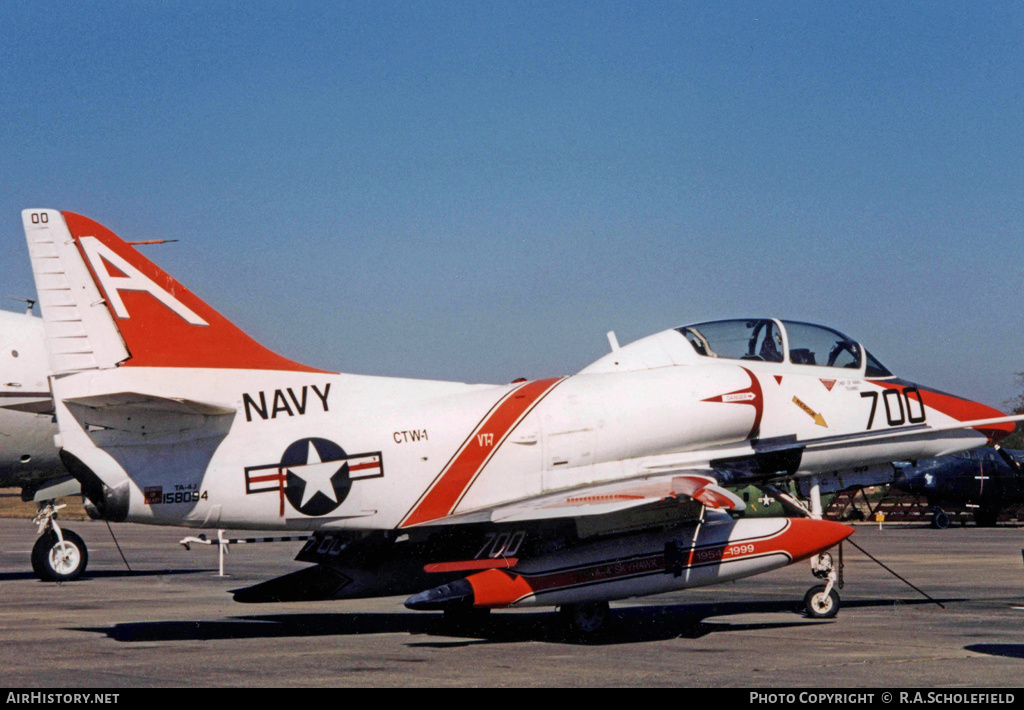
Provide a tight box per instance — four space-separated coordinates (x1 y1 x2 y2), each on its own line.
861 387 926 429
475 531 526 560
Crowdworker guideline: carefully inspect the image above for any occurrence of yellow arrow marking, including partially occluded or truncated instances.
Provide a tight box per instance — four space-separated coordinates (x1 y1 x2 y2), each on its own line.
792 396 828 427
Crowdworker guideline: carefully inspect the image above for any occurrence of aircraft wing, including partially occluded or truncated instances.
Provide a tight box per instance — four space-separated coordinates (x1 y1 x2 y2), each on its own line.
787 414 1024 454
409 471 744 527
678 413 1024 482
404 414 1024 529
0 394 54 415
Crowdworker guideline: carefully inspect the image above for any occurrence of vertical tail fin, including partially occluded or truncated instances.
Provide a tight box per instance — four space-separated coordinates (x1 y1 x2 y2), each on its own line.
22 210 327 373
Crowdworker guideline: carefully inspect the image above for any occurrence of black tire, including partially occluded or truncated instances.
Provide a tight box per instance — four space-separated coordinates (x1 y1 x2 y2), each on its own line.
931 510 950 529
559 601 611 639
804 585 840 619
31 529 88 582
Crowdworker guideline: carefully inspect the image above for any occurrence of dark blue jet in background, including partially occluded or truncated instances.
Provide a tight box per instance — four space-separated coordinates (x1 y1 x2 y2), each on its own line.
892 447 1024 528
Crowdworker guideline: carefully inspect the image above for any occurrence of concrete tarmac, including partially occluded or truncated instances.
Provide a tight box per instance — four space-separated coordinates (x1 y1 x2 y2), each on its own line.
2 517 1023 688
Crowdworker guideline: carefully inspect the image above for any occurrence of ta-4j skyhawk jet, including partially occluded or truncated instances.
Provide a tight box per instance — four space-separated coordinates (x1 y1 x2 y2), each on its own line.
21 209 1022 635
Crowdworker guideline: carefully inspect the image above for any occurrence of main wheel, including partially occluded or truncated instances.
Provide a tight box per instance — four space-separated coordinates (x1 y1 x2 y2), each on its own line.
31 529 88 582
560 601 611 639
931 510 950 529
973 507 1000 527
804 585 840 619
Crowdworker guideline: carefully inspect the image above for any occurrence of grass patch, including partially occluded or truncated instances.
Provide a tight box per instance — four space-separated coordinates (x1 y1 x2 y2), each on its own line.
0 488 88 520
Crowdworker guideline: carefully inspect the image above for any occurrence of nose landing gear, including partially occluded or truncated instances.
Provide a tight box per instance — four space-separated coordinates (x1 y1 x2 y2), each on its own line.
805 550 841 619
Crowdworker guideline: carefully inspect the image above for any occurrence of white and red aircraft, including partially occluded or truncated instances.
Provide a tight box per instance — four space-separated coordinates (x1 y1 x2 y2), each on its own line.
20 209 1022 635
0 307 92 581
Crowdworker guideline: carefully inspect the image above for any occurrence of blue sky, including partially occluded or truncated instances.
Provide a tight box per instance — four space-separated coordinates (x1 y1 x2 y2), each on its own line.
2 2 1022 407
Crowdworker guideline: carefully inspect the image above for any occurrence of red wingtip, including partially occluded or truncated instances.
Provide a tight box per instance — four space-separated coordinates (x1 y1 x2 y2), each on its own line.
63 212 329 373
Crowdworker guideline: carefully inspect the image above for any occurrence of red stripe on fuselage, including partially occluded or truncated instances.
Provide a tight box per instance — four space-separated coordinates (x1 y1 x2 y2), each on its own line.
400 377 565 527
872 379 1015 441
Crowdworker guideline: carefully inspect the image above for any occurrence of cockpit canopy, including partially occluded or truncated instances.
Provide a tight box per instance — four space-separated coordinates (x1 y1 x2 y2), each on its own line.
578 317 894 376
676 319 892 377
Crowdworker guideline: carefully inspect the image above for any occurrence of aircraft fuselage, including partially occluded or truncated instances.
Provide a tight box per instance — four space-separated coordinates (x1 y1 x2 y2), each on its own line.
0 310 59 492
56 347 1004 532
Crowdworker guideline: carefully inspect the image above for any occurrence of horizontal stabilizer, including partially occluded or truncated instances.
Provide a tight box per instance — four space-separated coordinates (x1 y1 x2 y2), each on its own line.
0 394 54 415
63 391 235 442
65 392 235 417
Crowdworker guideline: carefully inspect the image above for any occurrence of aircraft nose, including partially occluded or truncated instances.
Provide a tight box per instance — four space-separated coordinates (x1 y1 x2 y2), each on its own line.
886 381 1016 444
782 518 854 562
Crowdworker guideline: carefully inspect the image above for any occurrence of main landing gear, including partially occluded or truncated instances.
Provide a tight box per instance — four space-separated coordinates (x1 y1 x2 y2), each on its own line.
31 503 88 582
559 601 611 639
931 508 951 529
930 506 1000 528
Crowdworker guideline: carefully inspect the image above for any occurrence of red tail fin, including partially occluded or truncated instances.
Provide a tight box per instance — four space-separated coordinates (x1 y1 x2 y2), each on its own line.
61 211 327 372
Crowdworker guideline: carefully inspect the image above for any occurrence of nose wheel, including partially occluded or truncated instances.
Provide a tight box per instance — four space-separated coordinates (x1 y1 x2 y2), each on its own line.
804 550 841 619
804 584 840 619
